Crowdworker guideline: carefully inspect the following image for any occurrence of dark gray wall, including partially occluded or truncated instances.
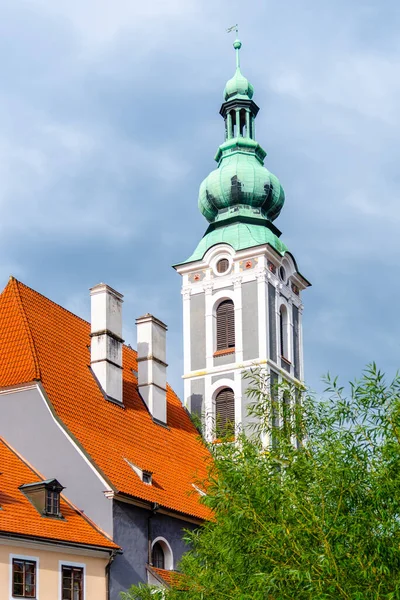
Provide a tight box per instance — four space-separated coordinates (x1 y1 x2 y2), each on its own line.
293 305 300 379
212 372 234 384
110 500 197 599
0 387 113 534
190 293 206 371
214 352 235 367
190 377 205 416
268 283 277 362
242 281 259 361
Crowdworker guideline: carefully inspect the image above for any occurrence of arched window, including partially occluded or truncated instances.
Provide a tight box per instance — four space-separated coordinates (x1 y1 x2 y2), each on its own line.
215 388 235 437
279 305 289 359
216 300 235 351
152 542 165 569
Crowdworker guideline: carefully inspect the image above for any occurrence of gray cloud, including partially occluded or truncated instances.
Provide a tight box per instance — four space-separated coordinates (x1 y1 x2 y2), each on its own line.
1 0 399 395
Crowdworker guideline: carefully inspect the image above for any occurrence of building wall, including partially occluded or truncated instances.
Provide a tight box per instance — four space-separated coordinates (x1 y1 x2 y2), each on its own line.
0 386 113 536
0 541 108 600
110 500 197 599
190 377 205 417
242 281 259 361
190 293 206 371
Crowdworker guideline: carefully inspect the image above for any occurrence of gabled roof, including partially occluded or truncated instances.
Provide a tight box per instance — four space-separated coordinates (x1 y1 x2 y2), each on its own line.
0 278 211 521
0 437 117 550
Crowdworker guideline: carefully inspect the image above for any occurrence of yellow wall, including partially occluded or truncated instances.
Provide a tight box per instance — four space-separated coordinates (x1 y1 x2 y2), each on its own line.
0 541 109 600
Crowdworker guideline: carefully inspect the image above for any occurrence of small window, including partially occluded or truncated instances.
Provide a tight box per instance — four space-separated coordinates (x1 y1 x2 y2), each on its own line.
62 565 83 600
216 300 235 350
46 489 60 516
152 542 165 569
142 471 152 485
215 388 235 438
279 266 286 282
12 558 36 598
216 258 229 273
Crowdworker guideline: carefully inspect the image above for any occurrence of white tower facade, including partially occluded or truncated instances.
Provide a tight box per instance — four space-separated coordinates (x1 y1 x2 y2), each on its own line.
175 243 309 439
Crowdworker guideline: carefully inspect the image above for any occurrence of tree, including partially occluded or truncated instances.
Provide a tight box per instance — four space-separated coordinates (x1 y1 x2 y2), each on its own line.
121 365 400 599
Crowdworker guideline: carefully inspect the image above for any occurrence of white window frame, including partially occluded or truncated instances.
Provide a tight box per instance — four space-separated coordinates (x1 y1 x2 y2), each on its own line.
151 537 174 571
58 561 86 600
9 553 40 600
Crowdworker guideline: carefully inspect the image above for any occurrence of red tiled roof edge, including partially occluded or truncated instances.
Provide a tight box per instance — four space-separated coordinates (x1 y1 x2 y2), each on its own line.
147 565 183 589
10 277 41 380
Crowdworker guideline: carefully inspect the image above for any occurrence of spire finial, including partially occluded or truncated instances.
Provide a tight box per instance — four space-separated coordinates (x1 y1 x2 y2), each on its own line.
226 24 241 69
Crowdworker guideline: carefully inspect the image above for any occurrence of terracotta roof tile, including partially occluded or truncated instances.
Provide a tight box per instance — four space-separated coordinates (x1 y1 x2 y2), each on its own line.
0 278 211 521
148 566 183 588
0 437 118 549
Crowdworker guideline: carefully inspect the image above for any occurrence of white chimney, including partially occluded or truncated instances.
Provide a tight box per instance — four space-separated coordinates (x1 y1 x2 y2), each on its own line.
90 283 124 404
136 314 167 423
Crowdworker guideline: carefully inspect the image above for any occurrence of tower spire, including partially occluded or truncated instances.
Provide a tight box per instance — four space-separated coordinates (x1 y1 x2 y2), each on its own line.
235 37 241 69
226 24 241 69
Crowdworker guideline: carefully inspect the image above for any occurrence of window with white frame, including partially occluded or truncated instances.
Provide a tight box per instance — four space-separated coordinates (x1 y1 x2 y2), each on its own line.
215 387 235 438
151 538 173 571
216 300 235 351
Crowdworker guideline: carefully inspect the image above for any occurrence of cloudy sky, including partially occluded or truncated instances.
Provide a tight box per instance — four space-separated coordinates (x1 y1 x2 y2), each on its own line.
1 0 399 396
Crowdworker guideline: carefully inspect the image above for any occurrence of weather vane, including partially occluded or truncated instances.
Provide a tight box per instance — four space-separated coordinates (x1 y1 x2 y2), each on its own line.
226 24 239 36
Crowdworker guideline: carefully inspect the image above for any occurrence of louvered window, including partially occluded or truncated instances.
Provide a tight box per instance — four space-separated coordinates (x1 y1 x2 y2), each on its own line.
215 388 235 438
216 300 235 350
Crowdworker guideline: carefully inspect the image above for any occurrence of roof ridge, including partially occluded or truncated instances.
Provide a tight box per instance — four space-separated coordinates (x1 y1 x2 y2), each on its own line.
8 277 137 354
9 278 41 381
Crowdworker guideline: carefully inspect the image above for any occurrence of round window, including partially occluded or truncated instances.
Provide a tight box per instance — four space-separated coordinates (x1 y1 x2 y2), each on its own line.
279 266 286 282
216 258 229 274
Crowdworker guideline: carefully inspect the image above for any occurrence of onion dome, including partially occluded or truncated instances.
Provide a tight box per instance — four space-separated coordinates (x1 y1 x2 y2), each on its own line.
199 152 285 223
198 37 285 226
223 40 254 101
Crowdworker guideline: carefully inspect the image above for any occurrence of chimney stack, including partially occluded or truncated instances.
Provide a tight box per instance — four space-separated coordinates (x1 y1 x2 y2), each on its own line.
90 283 124 403
136 314 167 423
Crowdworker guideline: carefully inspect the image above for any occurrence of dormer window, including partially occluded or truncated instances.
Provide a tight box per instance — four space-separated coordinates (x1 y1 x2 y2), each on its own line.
20 479 64 518
45 488 60 516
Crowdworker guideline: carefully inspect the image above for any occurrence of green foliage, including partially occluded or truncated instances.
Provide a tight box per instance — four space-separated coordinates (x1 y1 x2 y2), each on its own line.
122 365 400 599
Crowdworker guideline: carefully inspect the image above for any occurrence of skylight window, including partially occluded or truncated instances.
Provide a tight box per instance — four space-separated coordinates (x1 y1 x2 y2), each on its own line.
124 458 153 485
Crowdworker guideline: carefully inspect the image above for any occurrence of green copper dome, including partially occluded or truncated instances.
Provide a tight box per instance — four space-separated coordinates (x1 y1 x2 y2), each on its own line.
198 149 285 223
182 221 287 264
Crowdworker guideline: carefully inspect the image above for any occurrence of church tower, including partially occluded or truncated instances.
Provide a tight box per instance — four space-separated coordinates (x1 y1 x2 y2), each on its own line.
174 37 310 440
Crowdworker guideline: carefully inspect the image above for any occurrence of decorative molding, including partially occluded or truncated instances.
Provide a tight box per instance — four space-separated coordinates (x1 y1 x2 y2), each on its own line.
232 275 242 289
255 267 268 282
189 271 205 283
239 257 257 271
181 287 191 300
203 282 214 294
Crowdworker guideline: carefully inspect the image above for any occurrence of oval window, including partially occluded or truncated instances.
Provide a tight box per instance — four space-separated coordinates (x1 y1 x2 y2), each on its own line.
216 258 229 273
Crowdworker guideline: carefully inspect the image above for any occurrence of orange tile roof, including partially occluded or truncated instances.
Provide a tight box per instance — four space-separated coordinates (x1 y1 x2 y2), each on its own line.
0 437 117 549
148 566 183 588
0 278 211 521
